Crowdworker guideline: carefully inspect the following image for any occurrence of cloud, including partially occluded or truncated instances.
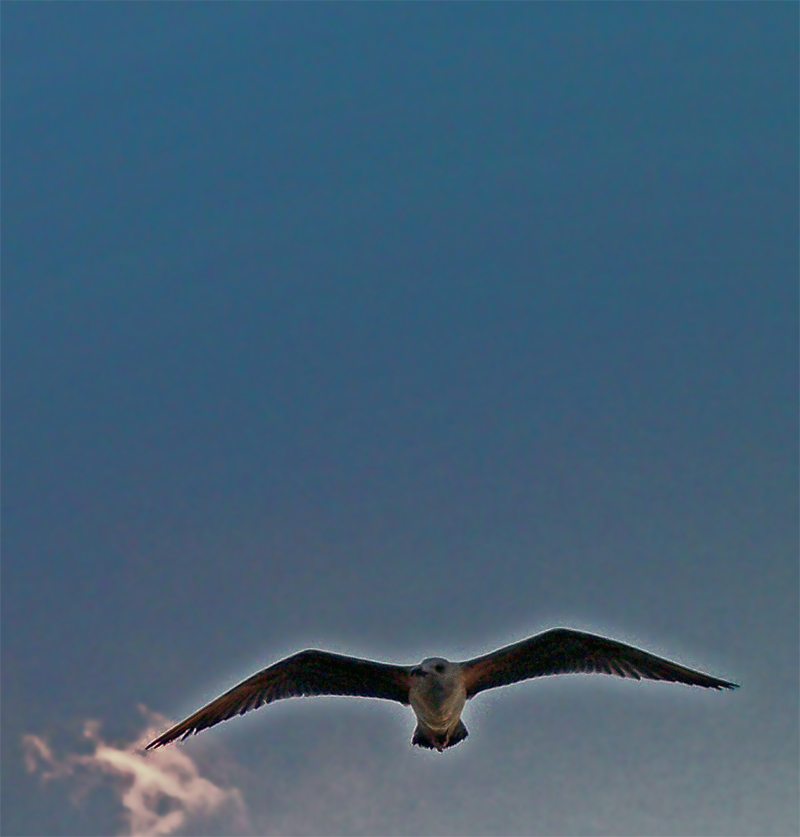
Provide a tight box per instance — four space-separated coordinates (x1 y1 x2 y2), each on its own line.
23 707 251 836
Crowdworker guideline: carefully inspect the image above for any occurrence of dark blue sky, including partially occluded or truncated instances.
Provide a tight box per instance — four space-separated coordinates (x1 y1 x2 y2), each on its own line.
4 5 797 836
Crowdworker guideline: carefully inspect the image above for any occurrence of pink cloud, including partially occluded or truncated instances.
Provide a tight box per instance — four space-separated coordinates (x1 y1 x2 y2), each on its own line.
23 707 251 836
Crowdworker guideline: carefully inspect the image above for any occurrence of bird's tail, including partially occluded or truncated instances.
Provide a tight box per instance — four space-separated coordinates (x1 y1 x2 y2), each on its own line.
412 721 468 752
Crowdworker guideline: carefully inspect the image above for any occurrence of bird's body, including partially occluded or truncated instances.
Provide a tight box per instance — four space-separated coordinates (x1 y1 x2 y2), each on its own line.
146 628 738 752
408 658 469 750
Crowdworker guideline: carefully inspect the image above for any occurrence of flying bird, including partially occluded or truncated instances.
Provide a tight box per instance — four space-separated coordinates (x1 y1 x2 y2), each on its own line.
146 628 738 752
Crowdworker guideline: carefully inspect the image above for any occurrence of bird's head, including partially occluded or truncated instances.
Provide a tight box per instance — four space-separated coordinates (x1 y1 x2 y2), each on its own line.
411 658 454 680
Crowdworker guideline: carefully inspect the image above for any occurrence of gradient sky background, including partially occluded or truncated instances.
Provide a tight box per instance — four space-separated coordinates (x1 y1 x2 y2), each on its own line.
3 4 798 836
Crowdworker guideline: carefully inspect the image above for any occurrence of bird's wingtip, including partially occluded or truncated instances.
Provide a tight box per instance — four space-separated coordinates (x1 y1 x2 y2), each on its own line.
708 678 739 690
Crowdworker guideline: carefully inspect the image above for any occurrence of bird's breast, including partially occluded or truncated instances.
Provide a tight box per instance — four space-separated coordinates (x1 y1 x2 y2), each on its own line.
409 678 467 730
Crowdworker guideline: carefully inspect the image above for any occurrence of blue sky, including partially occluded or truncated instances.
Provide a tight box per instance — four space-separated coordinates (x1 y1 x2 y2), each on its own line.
3 4 798 836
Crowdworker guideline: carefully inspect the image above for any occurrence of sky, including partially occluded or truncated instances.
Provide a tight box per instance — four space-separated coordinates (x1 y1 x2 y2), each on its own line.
3 4 797 836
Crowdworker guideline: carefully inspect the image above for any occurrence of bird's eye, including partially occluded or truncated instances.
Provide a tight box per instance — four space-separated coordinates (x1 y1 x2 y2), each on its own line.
435 664 445 673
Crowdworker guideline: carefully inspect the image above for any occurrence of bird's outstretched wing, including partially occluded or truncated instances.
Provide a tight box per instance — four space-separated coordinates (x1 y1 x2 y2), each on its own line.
461 628 739 698
146 650 411 749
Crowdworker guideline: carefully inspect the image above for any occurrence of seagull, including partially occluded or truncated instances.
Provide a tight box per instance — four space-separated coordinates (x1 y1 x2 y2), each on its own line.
146 628 738 752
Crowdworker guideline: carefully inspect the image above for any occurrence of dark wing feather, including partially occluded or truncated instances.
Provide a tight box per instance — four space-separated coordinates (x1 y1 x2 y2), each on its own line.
461 628 739 698
146 650 411 749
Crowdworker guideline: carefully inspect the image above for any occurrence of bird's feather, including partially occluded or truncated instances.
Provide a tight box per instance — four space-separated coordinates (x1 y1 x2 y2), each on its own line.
147 650 411 749
460 628 738 697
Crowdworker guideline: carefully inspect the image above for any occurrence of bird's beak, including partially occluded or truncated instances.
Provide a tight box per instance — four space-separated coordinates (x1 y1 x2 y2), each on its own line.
411 667 428 678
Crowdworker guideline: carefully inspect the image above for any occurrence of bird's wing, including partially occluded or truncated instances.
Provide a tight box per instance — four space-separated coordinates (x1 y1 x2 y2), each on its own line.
460 628 739 698
146 650 411 749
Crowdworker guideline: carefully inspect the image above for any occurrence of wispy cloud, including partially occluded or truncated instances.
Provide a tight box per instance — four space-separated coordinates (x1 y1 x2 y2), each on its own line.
23 707 251 836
